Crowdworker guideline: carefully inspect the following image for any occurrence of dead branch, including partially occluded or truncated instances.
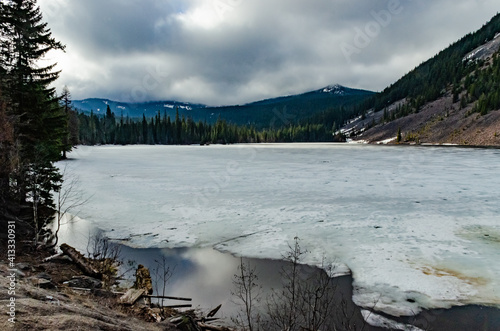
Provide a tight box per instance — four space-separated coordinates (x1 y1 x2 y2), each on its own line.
43 252 64 262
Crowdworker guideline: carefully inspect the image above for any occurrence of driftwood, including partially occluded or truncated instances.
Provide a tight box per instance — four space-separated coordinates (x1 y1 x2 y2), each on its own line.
60 243 101 279
194 304 230 331
118 289 194 307
144 294 192 301
164 304 193 309
68 287 92 292
206 304 222 318
119 288 146 305
43 252 64 262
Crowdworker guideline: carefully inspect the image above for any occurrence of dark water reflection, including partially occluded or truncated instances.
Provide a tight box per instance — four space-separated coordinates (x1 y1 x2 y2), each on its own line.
117 245 376 329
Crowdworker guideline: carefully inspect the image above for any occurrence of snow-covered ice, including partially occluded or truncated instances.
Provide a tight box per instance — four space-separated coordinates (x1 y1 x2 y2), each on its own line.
60 144 500 317
361 310 423 330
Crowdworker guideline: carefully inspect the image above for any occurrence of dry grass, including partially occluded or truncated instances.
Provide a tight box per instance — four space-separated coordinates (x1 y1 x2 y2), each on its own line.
0 248 176 331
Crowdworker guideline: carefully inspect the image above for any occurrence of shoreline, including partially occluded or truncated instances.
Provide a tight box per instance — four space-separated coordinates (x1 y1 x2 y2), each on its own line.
74 140 500 150
116 244 500 330
0 246 172 330
347 139 500 149
114 245 374 328
2 242 499 330
55 213 500 330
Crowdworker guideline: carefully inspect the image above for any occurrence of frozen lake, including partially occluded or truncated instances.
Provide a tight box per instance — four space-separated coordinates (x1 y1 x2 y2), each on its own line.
61 143 500 318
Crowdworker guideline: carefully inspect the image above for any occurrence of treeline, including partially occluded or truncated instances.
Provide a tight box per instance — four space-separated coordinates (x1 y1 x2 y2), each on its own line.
0 0 71 245
77 106 338 145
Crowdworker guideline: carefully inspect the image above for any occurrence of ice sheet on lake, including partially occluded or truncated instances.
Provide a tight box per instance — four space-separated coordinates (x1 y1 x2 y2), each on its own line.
60 144 500 317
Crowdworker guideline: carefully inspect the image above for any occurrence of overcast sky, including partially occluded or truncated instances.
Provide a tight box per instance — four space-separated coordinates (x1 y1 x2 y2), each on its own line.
38 0 499 106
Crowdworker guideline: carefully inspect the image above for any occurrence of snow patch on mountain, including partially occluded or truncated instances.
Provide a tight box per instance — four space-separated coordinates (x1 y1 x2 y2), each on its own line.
463 34 500 62
322 84 345 95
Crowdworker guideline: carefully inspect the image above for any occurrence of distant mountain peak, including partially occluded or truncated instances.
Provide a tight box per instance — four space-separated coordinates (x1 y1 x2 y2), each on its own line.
321 84 346 95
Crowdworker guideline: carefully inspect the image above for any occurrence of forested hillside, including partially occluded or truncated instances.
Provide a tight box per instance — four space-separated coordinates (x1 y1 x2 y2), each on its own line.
203 85 374 128
347 12 500 145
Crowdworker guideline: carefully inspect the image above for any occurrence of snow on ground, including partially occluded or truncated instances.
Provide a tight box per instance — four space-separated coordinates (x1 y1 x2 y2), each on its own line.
60 144 500 317
376 136 397 145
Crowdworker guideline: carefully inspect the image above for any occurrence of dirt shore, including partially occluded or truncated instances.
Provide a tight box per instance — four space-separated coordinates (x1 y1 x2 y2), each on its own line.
0 247 184 331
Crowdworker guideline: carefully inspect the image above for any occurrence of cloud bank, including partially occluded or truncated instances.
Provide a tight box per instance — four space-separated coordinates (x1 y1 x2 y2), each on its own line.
39 0 499 105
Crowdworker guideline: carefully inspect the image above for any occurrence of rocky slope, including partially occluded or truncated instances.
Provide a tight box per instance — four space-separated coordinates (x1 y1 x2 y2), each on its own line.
350 93 500 146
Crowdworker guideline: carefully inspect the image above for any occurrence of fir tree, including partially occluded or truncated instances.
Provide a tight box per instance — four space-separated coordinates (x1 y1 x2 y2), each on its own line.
60 86 78 159
0 0 66 243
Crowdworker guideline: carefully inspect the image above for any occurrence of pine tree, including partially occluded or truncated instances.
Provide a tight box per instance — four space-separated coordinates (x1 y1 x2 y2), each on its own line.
175 108 181 144
60 86 77 159
142 114 148 144
0 87 17 228
0 0 66 243
104 105 115 143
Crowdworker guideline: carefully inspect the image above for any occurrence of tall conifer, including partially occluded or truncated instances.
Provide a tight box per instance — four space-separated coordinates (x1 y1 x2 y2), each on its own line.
0 0 66 243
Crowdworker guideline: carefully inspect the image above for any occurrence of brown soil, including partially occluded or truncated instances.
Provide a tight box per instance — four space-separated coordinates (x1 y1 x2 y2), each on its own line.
354 92 500 146
0 247 181 331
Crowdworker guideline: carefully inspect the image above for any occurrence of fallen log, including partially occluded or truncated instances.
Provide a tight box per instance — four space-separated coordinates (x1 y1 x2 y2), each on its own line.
60 243 101 279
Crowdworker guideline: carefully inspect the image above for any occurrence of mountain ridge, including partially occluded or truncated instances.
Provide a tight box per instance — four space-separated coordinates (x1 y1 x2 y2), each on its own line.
72 84 375 128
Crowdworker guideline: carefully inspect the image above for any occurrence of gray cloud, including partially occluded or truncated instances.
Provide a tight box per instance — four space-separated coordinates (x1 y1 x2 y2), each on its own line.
39 0 500 105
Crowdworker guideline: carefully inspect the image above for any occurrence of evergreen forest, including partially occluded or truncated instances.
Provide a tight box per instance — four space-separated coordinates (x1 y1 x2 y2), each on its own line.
0 0 70 243
76 106 347 146
368 12 500 119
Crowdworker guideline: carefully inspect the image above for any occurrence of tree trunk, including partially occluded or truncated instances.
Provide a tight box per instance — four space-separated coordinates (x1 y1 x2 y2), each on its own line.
60 243 101 279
